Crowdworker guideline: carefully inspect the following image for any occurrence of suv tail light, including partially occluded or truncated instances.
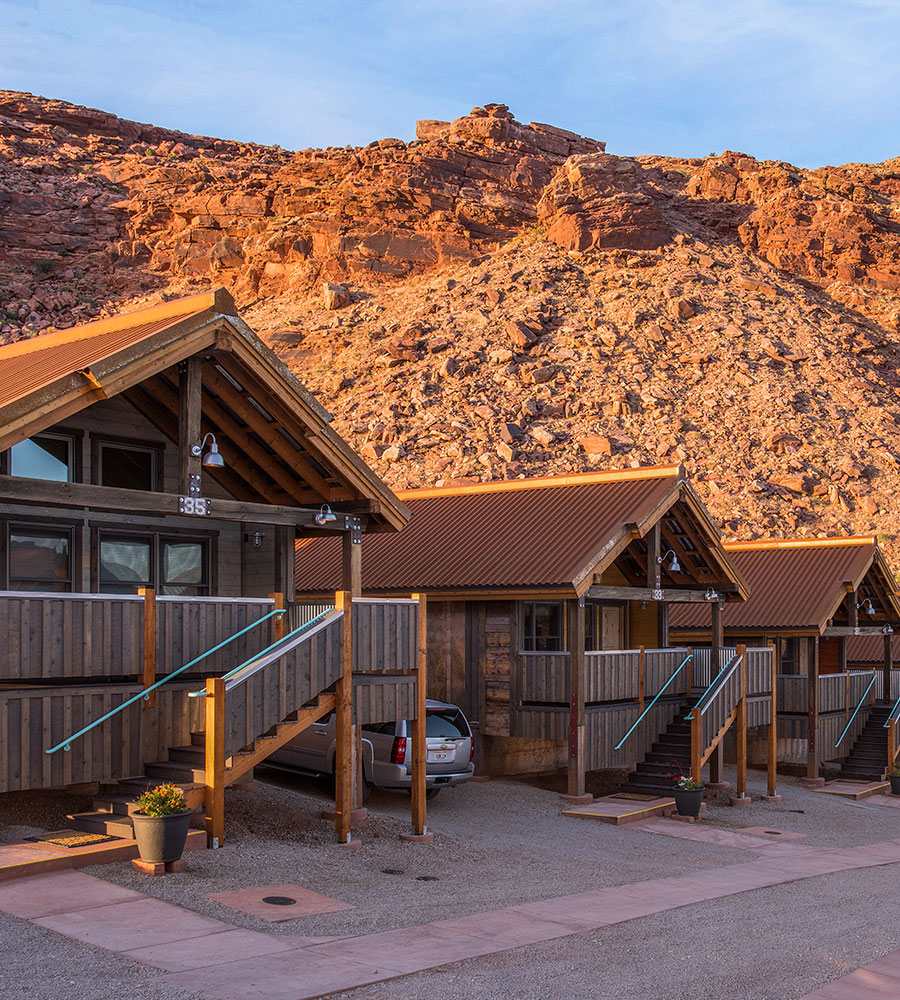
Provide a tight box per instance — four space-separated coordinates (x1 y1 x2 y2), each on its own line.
390 736 407 765
469 737 475 762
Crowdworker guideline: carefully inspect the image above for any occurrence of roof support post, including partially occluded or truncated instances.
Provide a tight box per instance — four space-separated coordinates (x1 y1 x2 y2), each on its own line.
883 631 893 704
647 521 661 591
708 600 724 783
342 534 365 813
848 591 859 630
566 598 586 798
179 356 202 497
334 590 354 845
409 593 428 838
806 637 819 779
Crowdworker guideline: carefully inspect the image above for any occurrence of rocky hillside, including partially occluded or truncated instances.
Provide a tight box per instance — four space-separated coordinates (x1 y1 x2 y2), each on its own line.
4 91 900 560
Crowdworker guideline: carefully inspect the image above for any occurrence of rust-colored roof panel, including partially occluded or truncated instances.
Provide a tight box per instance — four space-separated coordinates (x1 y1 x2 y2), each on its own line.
296 469 686 594
846 634 899 663
0 306 207 408
671 540 877 631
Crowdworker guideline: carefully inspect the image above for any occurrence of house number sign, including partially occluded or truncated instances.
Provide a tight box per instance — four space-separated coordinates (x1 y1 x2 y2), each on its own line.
179 496 210 516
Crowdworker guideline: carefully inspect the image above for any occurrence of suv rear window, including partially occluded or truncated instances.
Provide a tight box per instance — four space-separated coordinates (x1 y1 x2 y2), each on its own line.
425 708 470 738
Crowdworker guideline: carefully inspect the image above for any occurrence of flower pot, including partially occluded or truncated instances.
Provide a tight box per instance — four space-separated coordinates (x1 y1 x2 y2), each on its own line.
131 810 192 863
673 787 704 817
890 775 900 796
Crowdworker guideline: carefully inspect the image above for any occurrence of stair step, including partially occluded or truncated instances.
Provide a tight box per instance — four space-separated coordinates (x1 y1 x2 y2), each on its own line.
168 745 205 764
67 811 135 839
190 731 206 748
144 761 206 783
91 794 146 816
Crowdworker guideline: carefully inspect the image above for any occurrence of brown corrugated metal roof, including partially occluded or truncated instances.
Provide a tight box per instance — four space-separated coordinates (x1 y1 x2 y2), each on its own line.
296 467 696 595
670 538 881 632
846 634 899 663
0 294 217 408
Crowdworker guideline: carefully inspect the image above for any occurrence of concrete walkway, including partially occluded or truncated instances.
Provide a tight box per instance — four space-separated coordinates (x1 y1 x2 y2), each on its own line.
799 947 900 998
3 838 900 1000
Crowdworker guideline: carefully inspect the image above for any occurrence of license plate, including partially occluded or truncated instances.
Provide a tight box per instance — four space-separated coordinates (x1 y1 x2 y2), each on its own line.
428 751 448 761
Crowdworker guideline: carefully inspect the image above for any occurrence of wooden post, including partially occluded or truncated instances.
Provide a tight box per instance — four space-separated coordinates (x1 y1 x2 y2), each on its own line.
887 720 896 774
806 636 818 780
638 646 645 710
767 642 777 797
736 643 747 799
269 592 285 641
838 635 848 673
647 522 661 590
334 590 353 844
567 599 586 798
179 356 202 496
341 534 364 812
657 601 669 649
883 632 893 704
410 593 428 836
204 676 225 848
138 587 156 707
691 711 702 784
848 591 859 630
708 601 724 783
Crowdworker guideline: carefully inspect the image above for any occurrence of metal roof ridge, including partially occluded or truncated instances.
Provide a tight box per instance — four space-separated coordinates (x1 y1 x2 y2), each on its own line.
724 535 877 551
396 464 683 500
0 288 233 360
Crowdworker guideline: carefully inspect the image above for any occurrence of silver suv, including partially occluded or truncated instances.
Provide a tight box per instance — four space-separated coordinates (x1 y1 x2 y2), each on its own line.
267 698 475 799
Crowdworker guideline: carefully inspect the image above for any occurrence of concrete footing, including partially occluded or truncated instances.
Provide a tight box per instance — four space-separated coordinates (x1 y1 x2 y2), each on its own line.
336 838 362 851
730 795 752 807
761 794 783 803
801 776 826 788
706 782 731 792
399 831 435 843
560 793 594 805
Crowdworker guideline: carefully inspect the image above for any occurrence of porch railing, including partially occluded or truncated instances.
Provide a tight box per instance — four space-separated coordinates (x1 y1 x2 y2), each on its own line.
835 673 877 748
613 653 692 750
689 648 744 782
689 647 737 689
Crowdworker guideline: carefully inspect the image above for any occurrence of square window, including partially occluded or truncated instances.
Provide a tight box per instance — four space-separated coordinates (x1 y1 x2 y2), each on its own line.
99 537 152 594
162 539 208 596
9 527 72 591
8 435 73 482
97 443 157 492
523 601 563 652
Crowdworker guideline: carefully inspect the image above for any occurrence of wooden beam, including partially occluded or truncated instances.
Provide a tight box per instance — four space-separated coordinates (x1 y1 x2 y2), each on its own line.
202 364 341 501
736 643 747 799
566 599 586 798
646 521 661 590
179 357 202 496
138 588 156 708
204 676 226 849
711 590 724 784
586 586 737 603
410 593 428 836
0 473 364 530
823 626 894 636
806 637 818 780
768 639 777 797
334 590 353 844
884 631 893 704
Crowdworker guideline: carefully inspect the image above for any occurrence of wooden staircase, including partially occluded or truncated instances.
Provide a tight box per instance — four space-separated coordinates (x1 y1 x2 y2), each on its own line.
68 692 335 839
620 705 694 796
837 704 891 782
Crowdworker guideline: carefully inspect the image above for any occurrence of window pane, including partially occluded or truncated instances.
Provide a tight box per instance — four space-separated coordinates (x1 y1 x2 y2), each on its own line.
524 601 562 651
425 709 470 738
100 446 154 491
100 538 151 591
9 436 71 482
9 529 71 588
162 540 207 596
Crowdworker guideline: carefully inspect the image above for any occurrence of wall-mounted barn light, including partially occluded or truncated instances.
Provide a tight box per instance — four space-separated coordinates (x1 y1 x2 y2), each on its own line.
315 504 337 525
191 432 225 468
857 599 876 616
657 549 681 574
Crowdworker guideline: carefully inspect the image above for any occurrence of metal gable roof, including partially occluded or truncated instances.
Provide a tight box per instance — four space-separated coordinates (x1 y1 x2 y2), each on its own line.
670 538 882 632
295 467 693 595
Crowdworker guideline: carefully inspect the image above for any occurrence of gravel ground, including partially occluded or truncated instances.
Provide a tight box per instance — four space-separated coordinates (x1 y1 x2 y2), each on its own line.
2 765 900 998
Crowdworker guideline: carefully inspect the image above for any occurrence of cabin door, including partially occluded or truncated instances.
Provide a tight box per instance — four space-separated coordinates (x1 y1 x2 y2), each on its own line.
602 605 626 650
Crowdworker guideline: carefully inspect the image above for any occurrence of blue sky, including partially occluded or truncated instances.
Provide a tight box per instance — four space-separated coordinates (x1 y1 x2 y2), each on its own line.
1 0 898 167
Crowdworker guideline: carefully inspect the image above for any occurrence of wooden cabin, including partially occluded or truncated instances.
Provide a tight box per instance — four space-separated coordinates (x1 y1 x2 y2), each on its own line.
294 466 776 798
670 537 900 783
0 288 426 846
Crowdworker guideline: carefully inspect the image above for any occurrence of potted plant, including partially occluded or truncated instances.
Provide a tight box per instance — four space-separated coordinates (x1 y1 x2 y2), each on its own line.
131 784 192 864
672 774 705 817
888 764 900 796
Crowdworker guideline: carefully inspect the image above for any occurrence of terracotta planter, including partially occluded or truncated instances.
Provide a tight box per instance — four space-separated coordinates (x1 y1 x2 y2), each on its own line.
890 775 900 796
131 811 192 863
673 787 704 817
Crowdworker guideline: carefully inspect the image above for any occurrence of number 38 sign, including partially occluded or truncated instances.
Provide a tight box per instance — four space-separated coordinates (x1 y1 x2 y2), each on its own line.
179 496 210 516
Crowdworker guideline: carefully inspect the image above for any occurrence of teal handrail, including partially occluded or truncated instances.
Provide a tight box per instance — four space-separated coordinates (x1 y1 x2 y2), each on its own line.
614 655 691 750
884 691 900 728
45 607 285 754
686 653 742 721
836 673 877 748
187 608 336 696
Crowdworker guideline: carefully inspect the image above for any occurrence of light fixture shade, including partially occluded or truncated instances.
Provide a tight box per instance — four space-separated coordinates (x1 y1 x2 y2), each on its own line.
315 504 337 526
704 587 718 602
202 448 225 468
669 555 681 574
865 600 876 616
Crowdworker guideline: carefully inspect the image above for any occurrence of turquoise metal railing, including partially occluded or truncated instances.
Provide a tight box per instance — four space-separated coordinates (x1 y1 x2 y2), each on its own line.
614 654 691 751
686 652 742 721
187 608 336 697
44 607 285 754
835 673 877 748
884 689 900 729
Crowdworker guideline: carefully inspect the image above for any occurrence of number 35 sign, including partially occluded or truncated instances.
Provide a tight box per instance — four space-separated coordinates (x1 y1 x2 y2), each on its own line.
179 496 210 516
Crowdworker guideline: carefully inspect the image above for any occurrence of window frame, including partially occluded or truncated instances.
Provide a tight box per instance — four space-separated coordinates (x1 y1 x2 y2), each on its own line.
521 600 565 653
91 435 163 493
1 429 82 484
94 527 216 596
3 519 78 593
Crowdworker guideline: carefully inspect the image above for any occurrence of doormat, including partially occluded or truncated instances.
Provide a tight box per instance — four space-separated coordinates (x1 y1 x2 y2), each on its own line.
611 793 660 801
26 830 120 849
